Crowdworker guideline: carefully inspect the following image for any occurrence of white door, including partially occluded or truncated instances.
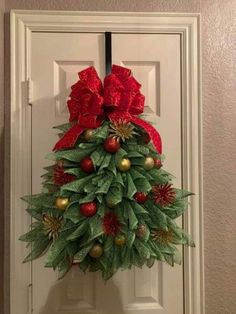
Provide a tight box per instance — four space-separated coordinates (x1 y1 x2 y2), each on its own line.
30 31 182 314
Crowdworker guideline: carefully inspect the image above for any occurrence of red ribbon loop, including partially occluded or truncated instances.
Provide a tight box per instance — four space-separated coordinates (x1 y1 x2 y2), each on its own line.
54 65 162 154
54 67 104 150
104 65 144 115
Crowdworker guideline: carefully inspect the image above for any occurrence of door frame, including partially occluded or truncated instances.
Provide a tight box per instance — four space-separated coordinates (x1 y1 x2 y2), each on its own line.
10 10 204 314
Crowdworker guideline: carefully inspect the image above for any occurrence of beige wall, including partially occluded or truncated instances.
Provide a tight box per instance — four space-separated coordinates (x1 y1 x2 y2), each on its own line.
201 1 236 313
1 1 236 314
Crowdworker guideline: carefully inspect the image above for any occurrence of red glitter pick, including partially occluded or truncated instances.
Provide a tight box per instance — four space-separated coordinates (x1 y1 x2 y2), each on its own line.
53 165 76 186
152 183 176 207
102 211 121 237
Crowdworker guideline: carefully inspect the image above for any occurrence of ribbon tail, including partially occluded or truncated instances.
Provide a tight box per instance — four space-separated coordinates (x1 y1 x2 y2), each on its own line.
131 116 162 154
53 124 85 151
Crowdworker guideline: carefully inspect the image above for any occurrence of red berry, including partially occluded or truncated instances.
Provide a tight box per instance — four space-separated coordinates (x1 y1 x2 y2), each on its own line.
103 137 120 153
154 158 162 169
134 192 148 204
80 202 97 217
80 157 94 173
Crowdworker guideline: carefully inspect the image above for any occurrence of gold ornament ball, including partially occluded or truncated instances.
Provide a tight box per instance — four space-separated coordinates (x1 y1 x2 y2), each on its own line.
115 234 126 247
84 129 94 141
144 156 155 170
89 243 104 258
55 197 69 211
117 158 131 172
105 196 117 209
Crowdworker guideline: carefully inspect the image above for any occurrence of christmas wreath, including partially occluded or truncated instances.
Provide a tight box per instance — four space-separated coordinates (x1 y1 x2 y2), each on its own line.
20 65 194 279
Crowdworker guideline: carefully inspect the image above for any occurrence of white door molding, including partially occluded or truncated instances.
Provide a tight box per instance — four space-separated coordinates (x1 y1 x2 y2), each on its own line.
10 10 204 314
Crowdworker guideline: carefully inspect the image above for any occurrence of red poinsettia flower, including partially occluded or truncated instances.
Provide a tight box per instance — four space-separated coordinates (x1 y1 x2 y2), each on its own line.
53 165 76 186
102 211 121 237
152 183 176 207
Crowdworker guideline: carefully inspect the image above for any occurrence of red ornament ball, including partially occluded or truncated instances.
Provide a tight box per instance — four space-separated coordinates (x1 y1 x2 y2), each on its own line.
103 137 120 153
154 158 162 169
80 202 97 217
134 192 148 204
80 156 94 173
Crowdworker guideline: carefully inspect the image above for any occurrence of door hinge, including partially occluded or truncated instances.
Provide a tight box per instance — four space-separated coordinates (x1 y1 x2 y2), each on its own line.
27 79 33 106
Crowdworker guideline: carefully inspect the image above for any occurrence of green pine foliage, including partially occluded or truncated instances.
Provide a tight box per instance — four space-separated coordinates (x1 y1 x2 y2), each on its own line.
20 120 194 279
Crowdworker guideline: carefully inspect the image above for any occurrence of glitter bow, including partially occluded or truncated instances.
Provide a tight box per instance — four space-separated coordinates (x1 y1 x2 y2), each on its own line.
54 65 162 154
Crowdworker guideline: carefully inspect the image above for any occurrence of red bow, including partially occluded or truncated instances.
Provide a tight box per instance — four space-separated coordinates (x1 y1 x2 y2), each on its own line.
54 65 162 154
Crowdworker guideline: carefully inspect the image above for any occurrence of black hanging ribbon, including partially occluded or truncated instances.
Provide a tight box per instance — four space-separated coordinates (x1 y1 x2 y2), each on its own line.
105 32 112 75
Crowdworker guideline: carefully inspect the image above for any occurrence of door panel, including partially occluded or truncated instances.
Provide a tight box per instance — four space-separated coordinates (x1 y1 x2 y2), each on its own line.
31 32 182 314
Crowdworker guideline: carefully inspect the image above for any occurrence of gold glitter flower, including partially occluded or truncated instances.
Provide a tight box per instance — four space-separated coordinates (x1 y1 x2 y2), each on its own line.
43 214 63 240
151 229 173 245
109 119 136 142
